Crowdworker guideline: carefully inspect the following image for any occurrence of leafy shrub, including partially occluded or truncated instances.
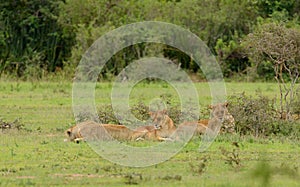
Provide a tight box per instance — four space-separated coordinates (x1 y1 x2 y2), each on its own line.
97 99 197 127
228 92 300 137
97 105 119 124
229 92 277 136
0 0 73 77
291 91 300 117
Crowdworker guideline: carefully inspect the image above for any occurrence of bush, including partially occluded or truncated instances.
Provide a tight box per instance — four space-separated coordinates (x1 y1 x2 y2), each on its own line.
228 92 300 137
291 91 300 117
0 0 74 77
97 98 198 127
97 102 183 125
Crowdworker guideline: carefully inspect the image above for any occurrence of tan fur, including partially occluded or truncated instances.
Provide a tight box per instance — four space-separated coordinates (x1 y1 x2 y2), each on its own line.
134 126 173 141
148 110 177 139
65 121 149 143
177 121 208 135
65 110 186 143
133 110 178 141
65 103 235 143
178 102 235 135
207 102 235 133
135 125 155 132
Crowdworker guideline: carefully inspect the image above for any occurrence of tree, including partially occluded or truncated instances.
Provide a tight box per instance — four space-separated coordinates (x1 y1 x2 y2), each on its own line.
243 23 300 119
0 0 73 77
60 0 259 78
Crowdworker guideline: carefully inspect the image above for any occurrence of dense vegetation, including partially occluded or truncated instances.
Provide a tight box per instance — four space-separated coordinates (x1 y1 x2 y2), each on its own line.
0 0 299 81
1 2 299 186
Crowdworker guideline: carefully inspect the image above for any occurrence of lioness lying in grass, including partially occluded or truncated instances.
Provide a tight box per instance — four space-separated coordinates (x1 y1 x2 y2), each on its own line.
65 110 176 143
178 102 235 135
65 121 147 143
134 110 177 141
65 103 235 143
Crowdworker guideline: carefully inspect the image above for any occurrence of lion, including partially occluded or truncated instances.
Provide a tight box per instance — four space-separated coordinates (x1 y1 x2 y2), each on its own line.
133 104 235 141
206 102 235 133
177 102 235 136
177 121 208 136
65 103 235 143
133 110 177 141
65 110 177 143
65 121 149 143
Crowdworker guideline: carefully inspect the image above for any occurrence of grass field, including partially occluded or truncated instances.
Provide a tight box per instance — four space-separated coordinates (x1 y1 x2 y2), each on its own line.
0 81 299 186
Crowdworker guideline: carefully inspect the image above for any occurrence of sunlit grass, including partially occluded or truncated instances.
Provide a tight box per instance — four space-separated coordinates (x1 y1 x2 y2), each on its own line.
0 81 299 186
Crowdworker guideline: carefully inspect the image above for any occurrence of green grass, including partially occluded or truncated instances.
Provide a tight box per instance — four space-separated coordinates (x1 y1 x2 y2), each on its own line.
0 81 299 186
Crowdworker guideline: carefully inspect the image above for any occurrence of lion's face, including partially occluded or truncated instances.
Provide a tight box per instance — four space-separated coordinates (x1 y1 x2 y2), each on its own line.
210 102 235 133
149 110 174 130
65 126 82 143
149 110 165 129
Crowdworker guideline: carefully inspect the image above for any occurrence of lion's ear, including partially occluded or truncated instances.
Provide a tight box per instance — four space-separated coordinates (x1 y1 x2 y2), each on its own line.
162 109 167 114
149 111 154 118
66 129 72 137
208 104 213 109
224 102 229 107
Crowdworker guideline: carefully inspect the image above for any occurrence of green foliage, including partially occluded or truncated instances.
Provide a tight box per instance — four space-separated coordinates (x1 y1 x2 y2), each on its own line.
243 22 300 117
291 92 300 116
256 0 300 18
59 0 259 79
1 0 300 81
229 92 300 137
0 0 74 77
215 37 250 78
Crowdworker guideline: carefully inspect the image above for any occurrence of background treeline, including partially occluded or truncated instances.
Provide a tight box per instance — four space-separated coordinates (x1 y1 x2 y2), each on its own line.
0 0 300 81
